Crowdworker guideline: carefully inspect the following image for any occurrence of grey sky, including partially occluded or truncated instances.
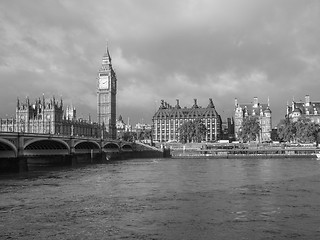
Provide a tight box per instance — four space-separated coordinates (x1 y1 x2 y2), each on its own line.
1 0 320 126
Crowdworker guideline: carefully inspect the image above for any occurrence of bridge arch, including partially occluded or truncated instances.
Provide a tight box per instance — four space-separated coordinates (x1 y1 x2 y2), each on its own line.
74 140 101 154
24 139 70 156
0 138 17 157
103 142 120 152
121 144 133 151
74 141 101 150
24 139 70 150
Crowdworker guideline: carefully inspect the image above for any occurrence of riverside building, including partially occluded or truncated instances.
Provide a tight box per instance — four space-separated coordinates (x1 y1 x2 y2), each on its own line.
116 115 132 136
152 98 222 142
234 97 272 142
286 95 320 123
0 96 102 137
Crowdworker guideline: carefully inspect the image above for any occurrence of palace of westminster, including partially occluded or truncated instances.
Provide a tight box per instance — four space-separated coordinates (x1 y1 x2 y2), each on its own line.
1 46 320 142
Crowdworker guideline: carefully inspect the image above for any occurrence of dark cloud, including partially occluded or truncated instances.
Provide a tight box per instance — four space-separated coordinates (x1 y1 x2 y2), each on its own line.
1 0 320 127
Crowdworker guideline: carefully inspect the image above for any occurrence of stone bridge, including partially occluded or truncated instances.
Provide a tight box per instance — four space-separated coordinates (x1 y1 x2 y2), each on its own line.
0 132 168 173
0 132 133 159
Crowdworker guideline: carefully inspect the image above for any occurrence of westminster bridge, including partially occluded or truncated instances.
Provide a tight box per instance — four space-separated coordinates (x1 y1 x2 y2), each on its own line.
0 132 167 172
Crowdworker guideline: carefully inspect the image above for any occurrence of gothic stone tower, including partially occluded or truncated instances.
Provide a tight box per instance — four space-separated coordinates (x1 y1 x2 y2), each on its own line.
97 45 117 139
16 95 63 134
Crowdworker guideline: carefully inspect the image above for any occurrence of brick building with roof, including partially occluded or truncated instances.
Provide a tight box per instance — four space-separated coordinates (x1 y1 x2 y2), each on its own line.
152 98 222 142
234 97 272 142
286 95 320 123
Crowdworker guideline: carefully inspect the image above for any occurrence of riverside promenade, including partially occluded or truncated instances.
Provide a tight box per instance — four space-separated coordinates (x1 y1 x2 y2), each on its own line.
167 142 320 159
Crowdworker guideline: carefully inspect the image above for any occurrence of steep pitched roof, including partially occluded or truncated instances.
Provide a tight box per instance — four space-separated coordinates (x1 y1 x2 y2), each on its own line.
239 103 269 116
291 101 320 115
153 98 221 119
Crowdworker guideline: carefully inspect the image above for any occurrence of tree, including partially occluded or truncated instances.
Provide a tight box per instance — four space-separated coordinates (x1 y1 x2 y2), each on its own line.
179 121 194 143
277 117 320 144
178 119 207 143
193 119 207 142
238 116 261 142
277 118 295 142
121 131 137 142
137 129 153 142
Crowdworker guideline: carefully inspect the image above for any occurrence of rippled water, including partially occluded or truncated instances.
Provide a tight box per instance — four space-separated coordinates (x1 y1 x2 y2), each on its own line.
1 157 320 239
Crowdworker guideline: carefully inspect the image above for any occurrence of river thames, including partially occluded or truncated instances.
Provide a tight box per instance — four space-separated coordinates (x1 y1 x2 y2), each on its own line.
1 157 320 239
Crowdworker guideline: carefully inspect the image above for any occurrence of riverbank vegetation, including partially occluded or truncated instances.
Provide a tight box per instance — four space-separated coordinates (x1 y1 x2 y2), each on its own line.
178 119 207 143
237 116 261 142
277 117 320 145
237 116 320 145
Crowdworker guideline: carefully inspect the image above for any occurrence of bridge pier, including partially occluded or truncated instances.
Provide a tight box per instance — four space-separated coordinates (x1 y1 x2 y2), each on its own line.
69 138 77 166
18 134 28 172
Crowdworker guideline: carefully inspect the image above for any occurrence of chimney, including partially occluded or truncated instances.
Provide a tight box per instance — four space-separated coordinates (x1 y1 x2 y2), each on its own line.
253 97 258 107
207 98 214 108
160 100 165 108
193 98 198 108
305 95 310 107
175 99 181 109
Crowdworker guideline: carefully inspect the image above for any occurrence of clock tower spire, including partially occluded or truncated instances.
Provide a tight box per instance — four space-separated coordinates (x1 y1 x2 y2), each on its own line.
97 43 117 139
102 42 112 68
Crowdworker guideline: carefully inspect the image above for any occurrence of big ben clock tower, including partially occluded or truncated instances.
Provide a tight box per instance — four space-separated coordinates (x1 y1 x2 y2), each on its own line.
97 44 117 139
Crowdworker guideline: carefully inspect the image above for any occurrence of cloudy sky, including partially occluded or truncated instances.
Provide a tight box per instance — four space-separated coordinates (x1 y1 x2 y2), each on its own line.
1 0 320 126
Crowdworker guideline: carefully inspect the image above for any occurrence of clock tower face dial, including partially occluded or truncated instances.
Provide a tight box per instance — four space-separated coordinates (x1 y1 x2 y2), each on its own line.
99 75 109 89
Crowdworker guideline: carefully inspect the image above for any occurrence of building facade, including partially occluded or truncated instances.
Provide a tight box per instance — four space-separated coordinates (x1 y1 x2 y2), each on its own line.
97 45 117 139
286 95 320 123
0 96 102 137
234 97 272 142
116 115 132 136
134 122 152 132
152 98 222 142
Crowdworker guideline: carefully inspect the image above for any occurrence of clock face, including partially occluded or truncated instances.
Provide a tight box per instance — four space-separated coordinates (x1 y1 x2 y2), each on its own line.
99 76 109 89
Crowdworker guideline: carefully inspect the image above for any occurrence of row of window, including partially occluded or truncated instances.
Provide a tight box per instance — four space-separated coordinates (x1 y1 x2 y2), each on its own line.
156 125 220 129
156 128 219 133
154 119 217 124
153 134 219 140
